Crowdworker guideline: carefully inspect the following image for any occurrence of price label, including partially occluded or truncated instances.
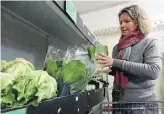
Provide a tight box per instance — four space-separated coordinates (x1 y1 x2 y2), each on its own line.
65 0 77 24
4 108 26 114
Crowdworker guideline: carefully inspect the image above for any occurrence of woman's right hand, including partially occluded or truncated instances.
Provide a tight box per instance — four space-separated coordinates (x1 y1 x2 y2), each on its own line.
97 53 114 68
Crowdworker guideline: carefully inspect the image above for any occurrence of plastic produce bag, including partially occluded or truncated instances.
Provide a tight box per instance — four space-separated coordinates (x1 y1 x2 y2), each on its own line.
63 45 96 94
44 45 68 96
87 44 112 75
44 45 66 80
44 44 96 96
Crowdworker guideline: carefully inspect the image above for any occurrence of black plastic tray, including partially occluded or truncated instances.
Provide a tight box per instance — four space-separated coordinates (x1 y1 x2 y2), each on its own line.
2 87 107 114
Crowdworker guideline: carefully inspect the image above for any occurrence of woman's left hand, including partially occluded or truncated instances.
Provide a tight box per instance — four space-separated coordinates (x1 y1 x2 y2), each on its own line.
97 54 114 68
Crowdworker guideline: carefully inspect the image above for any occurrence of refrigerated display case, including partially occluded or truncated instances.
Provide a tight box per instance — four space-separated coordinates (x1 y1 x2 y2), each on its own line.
1 1 106 114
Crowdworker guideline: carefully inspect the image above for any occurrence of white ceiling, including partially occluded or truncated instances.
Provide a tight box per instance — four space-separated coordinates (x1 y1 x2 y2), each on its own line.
73 0 135 14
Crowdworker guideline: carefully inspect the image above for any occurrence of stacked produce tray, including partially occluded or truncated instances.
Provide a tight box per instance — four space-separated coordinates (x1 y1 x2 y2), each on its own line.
1 87 107 114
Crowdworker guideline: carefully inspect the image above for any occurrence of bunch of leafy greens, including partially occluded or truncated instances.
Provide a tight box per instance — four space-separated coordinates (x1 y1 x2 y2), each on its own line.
0 72 16 108
62 60 87 84
44 58 63 80
0 59 58 109
45 58 91 94
87 44 110 74
3 59 35 78
87 44 108 64
12 70 58 107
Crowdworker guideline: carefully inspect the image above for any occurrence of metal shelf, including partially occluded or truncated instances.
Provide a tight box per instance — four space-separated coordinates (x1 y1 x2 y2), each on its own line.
1 1 92 46
1 1 105 114
2 88 107 114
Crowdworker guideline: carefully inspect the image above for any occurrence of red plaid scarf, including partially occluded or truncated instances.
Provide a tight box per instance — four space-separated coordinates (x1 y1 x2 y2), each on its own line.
114 32 144 88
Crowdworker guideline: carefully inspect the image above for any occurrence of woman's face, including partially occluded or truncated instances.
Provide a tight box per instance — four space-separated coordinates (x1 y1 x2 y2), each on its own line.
119 12 137 36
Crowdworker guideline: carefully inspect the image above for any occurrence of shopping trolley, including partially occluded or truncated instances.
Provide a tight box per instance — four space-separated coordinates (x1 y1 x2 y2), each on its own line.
88 74 164 114
102 100 164 114
88 100 164 114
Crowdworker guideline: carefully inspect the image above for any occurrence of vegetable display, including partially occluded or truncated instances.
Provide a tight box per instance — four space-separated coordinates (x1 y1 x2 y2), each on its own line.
1 44 108 110
45 58 89 94
0 59 58 109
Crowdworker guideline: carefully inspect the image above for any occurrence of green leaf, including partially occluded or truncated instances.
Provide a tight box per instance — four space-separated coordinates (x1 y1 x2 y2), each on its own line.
4 59 35 77
34 70 58 105
0 72 14 95
45 58 58 79
0 60 7 72
1 92 16 108
62 60 87 84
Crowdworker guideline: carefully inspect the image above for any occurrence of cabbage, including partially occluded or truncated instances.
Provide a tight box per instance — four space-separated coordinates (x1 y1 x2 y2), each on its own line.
3 59 35 77
12 70 58 106
0 72 16 108
45 58 64 80
1 92 16 108
45 58 58 78
62 60 87 84
95 44 108 57
35 70 58 102
87 44 108 64
87 44 111 74
13 72 36 103
1 59 58 109
0 72 15 96
31 70 58 106
0 60 7 72
87 45 96 63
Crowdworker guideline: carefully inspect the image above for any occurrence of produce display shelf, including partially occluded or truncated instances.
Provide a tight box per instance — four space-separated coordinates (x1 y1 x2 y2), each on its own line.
1 1 105 114
1 1 94 46
1 87 107 114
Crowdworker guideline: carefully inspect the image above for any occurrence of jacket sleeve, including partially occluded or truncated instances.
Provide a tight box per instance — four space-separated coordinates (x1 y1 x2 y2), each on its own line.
109 45 118 76
112 39 162 80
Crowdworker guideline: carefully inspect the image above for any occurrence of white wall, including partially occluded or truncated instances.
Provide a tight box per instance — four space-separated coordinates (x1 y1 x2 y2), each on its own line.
96 31 120 56
80 0 164 32
80 2 133 31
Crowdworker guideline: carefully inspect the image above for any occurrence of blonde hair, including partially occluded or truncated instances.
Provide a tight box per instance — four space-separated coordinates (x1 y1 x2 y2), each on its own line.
119 5 152 35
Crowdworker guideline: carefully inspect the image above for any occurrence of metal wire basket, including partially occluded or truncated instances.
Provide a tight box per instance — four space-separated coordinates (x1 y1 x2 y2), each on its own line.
88 100 164 114
104 101 164 114
88 74 164 114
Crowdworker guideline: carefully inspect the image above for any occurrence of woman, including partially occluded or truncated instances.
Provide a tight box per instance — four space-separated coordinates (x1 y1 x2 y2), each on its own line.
97 5 162 114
